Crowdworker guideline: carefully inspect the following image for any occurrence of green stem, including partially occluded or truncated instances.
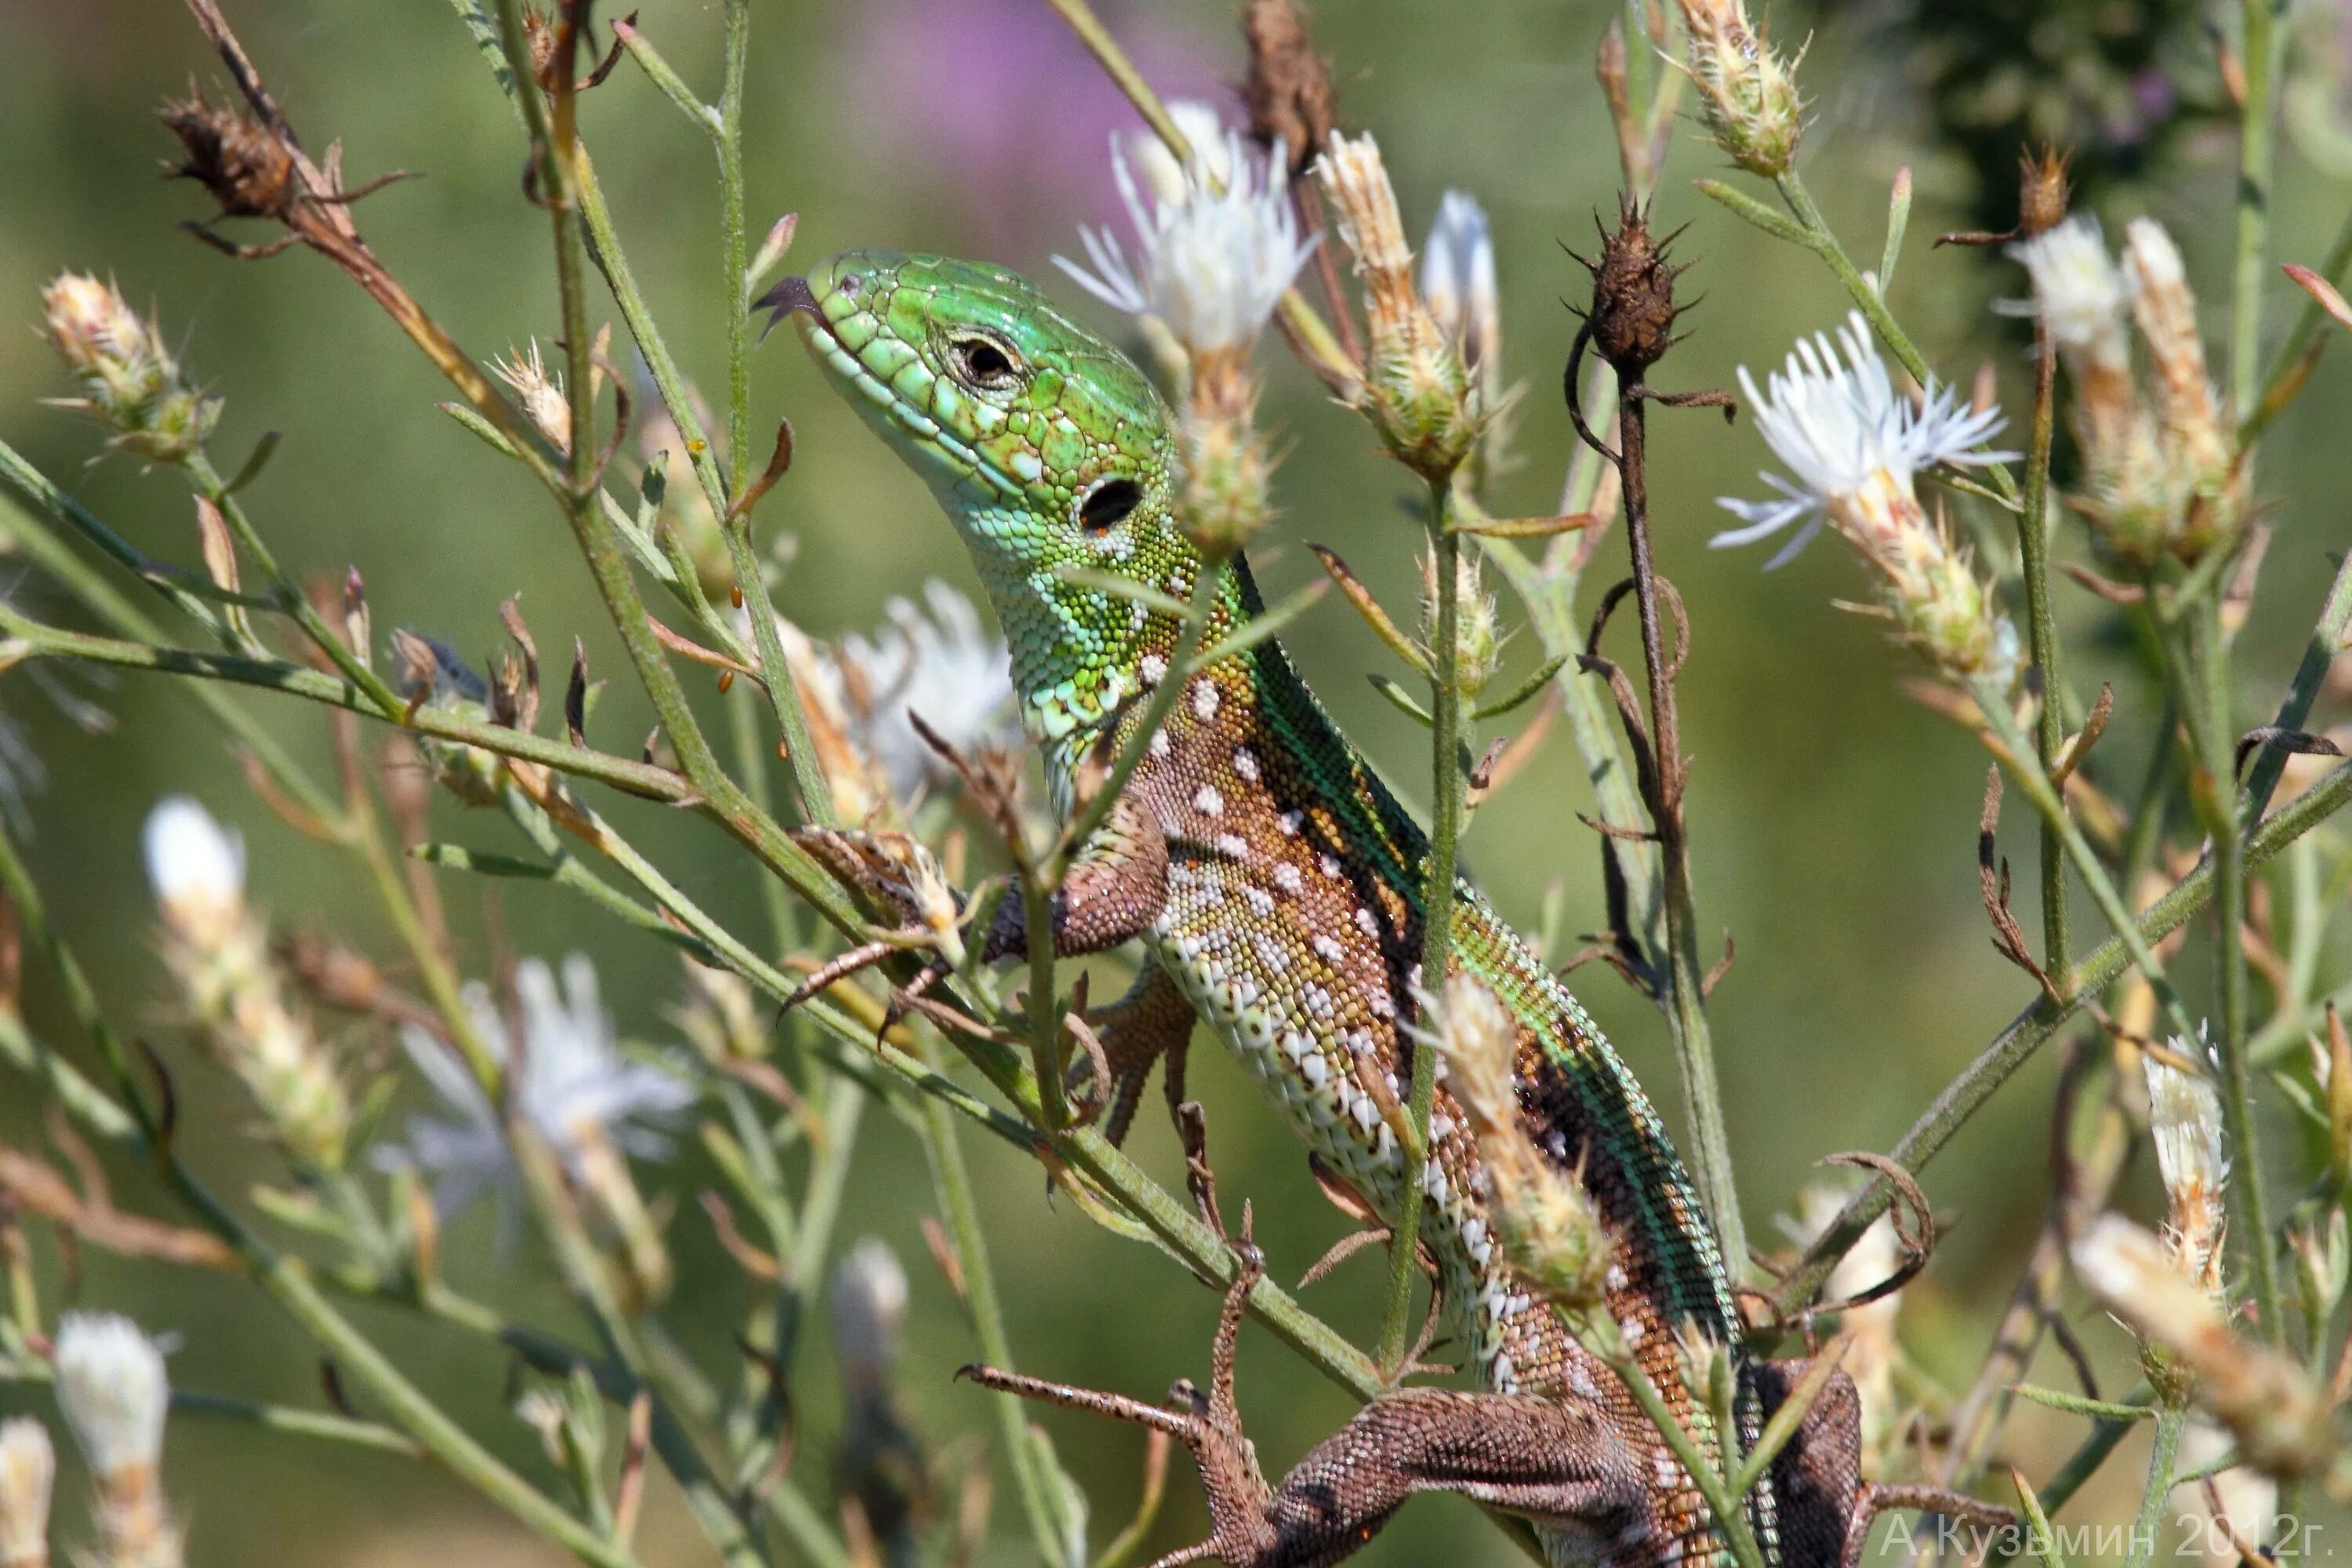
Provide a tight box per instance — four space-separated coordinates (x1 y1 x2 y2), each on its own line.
1616 393 1743 1268
918 1040 1075 1568
719 0 751 485
1380 482 1463 1374
1776 755 2352 1312
2018 323 2071 984
187 452 406 717
2232 0 2290 419
2126 1403 2186 1568
1979 693 2199 1044
2193 600 2285 1345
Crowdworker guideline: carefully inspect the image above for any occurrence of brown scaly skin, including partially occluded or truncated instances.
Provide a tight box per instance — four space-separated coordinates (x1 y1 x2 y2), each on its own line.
768 251 2010 1568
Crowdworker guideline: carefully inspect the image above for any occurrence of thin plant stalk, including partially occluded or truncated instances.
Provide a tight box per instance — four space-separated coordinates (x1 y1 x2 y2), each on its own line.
2125 1403 2186 1568
2018 318 2070 983
1379 480 1464 1373
1618 391 1744 1269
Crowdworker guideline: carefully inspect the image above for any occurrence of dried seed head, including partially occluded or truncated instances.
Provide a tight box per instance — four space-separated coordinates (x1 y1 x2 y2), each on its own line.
2143 1043 2230 1299
2016 146 2071 240
1435 976 1610 1313
1242 0 1338 176
493 340 574 456
2122 218 2241 561
157 86 296 221
1584 196 1681 378
0 1418 54 1568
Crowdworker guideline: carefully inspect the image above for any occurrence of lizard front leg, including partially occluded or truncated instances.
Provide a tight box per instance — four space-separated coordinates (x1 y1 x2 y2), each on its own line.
1086 964 1199 1147
963 1243 1653 1568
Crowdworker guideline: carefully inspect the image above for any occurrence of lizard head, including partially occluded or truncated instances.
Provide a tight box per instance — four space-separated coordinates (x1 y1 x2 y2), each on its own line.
770 249 1203 742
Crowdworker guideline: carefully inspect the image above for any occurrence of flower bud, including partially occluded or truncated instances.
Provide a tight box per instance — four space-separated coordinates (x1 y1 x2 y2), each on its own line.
1177 397 1274 561
143 799 350 1171
1316 133 1479 481
0 1419 54 1568
53 1314 180 1568
1420 546 1504 699
1436 975 1609 1312
40 274 218 464
1675 0 1806 178
830 1237 910 1387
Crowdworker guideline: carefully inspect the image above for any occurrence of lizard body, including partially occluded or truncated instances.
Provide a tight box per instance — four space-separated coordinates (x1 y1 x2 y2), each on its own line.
774 251 1874 1568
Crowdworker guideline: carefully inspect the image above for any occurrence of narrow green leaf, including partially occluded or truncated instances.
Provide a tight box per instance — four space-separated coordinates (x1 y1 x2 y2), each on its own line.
1450 511 1597 539
438 400 519 458
411 842 557 879
1472 654 1567 720
1693 179 1820 251
1368 673 1433 726
2010 1466 2068 1568
1878 165 1912 291
2009 1385 2157 1423
1312 543 1430 676
223 430 282 495
1052 565 1194 619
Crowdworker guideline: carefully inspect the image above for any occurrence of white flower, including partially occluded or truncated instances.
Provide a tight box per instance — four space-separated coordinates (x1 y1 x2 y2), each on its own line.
1055 105 1316 355
377 955 693 1226
1421 190 1498 372
830 1237 909 1383
52 1314 169 1482
1999 216 2132 357
811 580 1017 804
1126 100 1232 209
1713 311 2012 567
141 797 244 934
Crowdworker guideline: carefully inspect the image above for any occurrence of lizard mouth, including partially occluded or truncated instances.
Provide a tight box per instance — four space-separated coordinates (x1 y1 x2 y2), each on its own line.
776 274 1023 503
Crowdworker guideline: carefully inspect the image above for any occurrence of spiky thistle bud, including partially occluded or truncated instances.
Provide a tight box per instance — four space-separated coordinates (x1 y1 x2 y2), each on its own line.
0 1420 53 1568
1419 546 1504 699
1316 132 1479 482
2072 1215 2332 1479
1674 0 1806 178
40 274 218 465
143 798 350 1171
1436 975 1609 1312
2016 146 2071 241
53 1314 180 1568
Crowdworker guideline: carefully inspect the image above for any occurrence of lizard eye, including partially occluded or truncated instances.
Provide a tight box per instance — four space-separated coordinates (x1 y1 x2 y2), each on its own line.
1076 477 1143 535
950 333 1021 389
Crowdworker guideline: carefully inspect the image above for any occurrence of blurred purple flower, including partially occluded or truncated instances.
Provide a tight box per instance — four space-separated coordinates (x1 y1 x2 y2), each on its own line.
838 0 1227 258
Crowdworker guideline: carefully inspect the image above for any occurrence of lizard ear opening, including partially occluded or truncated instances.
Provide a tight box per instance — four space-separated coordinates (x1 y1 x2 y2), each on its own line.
1077 477 1143 535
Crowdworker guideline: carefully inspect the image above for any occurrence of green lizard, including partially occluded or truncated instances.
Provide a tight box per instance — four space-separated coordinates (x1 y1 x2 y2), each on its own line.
764 251 1990 1568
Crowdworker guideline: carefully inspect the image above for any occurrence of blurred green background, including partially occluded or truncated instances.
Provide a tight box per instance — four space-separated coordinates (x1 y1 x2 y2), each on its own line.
2 0 2350 1562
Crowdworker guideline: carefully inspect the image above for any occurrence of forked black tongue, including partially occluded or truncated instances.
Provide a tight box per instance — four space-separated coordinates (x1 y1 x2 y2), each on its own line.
751 274 817 343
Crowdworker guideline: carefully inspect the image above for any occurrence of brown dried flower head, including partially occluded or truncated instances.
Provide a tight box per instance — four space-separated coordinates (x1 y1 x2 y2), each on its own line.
1581 194 1686 379
2016 146 2071 241
1242 0 1338 175
158 85 296 221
